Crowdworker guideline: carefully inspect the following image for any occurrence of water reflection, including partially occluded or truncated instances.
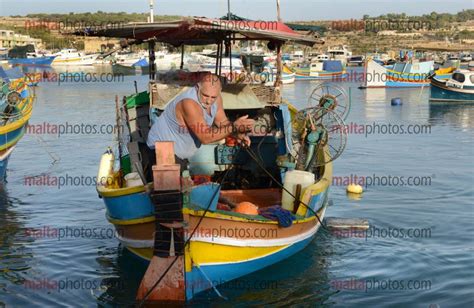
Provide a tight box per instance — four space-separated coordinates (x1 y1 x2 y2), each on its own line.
429 103 474 129
95 245 147 306
0 188 34 305
189 232 334 307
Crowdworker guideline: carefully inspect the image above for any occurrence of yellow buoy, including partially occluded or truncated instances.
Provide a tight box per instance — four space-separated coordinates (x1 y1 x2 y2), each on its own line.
346 192 363 201
346 184 363 194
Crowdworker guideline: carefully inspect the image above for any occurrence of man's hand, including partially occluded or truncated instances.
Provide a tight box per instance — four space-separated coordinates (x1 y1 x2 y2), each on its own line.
236 133 251 147
233 115 255 134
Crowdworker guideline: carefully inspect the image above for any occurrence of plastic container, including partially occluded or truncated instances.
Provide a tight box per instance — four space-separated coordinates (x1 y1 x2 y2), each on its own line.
124 172 144 187
97 148 114 186
281 170 315 211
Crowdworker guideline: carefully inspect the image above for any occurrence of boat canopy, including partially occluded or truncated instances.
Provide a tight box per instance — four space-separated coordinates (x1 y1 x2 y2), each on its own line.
72 17 322 47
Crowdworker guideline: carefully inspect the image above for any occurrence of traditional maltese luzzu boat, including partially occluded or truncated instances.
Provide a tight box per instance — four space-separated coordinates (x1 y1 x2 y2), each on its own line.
77 17 349 303
0 67 34 182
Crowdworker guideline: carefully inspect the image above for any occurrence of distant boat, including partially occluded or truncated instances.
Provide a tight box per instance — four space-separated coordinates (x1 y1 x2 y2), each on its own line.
263 64 295 84
8 55 56 67
7 44 56 67
291 60 347 80
433 66 457 80
347 55 365 67
430 70 474 104
114 51 148 67
0 67 35 182
361 59 434 88
200 57 244 74
460 53 473 63
52 49 99 66
328 45 352 65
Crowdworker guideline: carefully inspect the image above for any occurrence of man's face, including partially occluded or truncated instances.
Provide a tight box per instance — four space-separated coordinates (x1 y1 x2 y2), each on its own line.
197 83 220 109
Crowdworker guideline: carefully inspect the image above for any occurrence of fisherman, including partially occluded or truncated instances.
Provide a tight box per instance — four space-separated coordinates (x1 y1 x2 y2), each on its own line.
146 72 255 171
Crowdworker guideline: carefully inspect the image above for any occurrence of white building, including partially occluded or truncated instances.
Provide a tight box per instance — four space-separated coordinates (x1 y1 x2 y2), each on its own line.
0 29 42 48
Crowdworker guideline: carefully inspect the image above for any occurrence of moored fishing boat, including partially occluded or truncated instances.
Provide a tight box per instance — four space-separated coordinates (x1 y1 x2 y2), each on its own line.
263 63 295 84
75 16 346 304
361 59 434 88
430 70 474 104
0 67 35 182
8 56 56 67
7 44 56 67
292 60 347 80
52 48 99 66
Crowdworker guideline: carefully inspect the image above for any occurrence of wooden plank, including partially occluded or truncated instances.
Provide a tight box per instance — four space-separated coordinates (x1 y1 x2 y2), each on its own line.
324 217 369 230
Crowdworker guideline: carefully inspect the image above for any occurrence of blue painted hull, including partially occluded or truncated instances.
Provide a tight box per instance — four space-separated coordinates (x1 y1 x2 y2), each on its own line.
185 234 316 299
0 125 26 147
8 56 56 67
430 79 474 103
103 191 154 220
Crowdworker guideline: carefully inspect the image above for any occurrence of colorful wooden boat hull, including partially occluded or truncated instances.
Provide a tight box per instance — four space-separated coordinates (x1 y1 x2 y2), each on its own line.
363 59 433 88
0 78 34 182
430 78 474 103
294 70 347 80
97 147 332 300
0 147 15 182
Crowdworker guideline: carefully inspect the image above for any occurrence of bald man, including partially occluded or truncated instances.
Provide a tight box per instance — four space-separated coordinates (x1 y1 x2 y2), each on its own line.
147 73 255 170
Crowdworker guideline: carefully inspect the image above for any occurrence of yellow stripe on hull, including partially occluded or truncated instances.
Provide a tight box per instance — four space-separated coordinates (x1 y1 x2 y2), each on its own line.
188 241 286 266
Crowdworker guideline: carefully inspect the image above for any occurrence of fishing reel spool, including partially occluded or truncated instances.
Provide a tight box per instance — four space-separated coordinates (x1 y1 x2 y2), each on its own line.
1 79 26 119
6 91 21 107
307 83 350 121
287 83 349 171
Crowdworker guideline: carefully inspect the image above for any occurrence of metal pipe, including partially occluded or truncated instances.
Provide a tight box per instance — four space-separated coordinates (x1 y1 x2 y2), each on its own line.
149 41 156 80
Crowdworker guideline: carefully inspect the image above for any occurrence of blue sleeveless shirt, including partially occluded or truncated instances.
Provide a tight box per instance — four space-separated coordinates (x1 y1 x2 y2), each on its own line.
147 86 218 159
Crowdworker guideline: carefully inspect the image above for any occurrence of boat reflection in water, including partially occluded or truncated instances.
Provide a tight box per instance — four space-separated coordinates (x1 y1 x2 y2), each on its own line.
0 189 34 306
429 103 474 129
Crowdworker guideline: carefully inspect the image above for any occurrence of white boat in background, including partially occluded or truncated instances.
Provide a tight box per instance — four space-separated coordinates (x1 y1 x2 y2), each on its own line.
328 45 352 65
290 50 305 62
114 51 148 67
200 57 244 74
52 49 99 66
261 63 295 85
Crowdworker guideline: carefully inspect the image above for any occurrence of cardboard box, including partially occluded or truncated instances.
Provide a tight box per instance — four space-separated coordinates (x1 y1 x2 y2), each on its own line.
155 141 176 165
152 164 181 191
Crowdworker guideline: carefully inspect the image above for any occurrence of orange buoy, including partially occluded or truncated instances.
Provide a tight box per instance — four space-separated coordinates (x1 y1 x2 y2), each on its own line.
234 202 259 215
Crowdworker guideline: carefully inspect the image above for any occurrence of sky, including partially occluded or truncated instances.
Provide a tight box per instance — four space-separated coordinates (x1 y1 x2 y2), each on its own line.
0 0 472 21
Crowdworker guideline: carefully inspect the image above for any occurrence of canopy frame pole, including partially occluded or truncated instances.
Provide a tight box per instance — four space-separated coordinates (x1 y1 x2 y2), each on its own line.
215 42 221 75
148 40 156 80
226 38 232 78
274 41 283 102
180 44 184 70
218 41 223 77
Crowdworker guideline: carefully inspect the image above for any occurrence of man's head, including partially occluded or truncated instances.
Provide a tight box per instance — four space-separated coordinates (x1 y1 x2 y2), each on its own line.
196 73 221 109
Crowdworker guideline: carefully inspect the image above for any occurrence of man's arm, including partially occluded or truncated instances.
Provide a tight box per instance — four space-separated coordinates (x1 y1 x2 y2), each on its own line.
213 95 230 128
180 99 232 144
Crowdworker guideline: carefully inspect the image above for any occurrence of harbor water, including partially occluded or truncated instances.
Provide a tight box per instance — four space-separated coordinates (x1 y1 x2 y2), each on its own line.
1 67 473 307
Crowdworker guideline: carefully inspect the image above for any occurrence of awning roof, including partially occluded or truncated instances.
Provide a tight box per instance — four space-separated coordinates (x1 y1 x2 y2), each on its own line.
73 17 323 47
